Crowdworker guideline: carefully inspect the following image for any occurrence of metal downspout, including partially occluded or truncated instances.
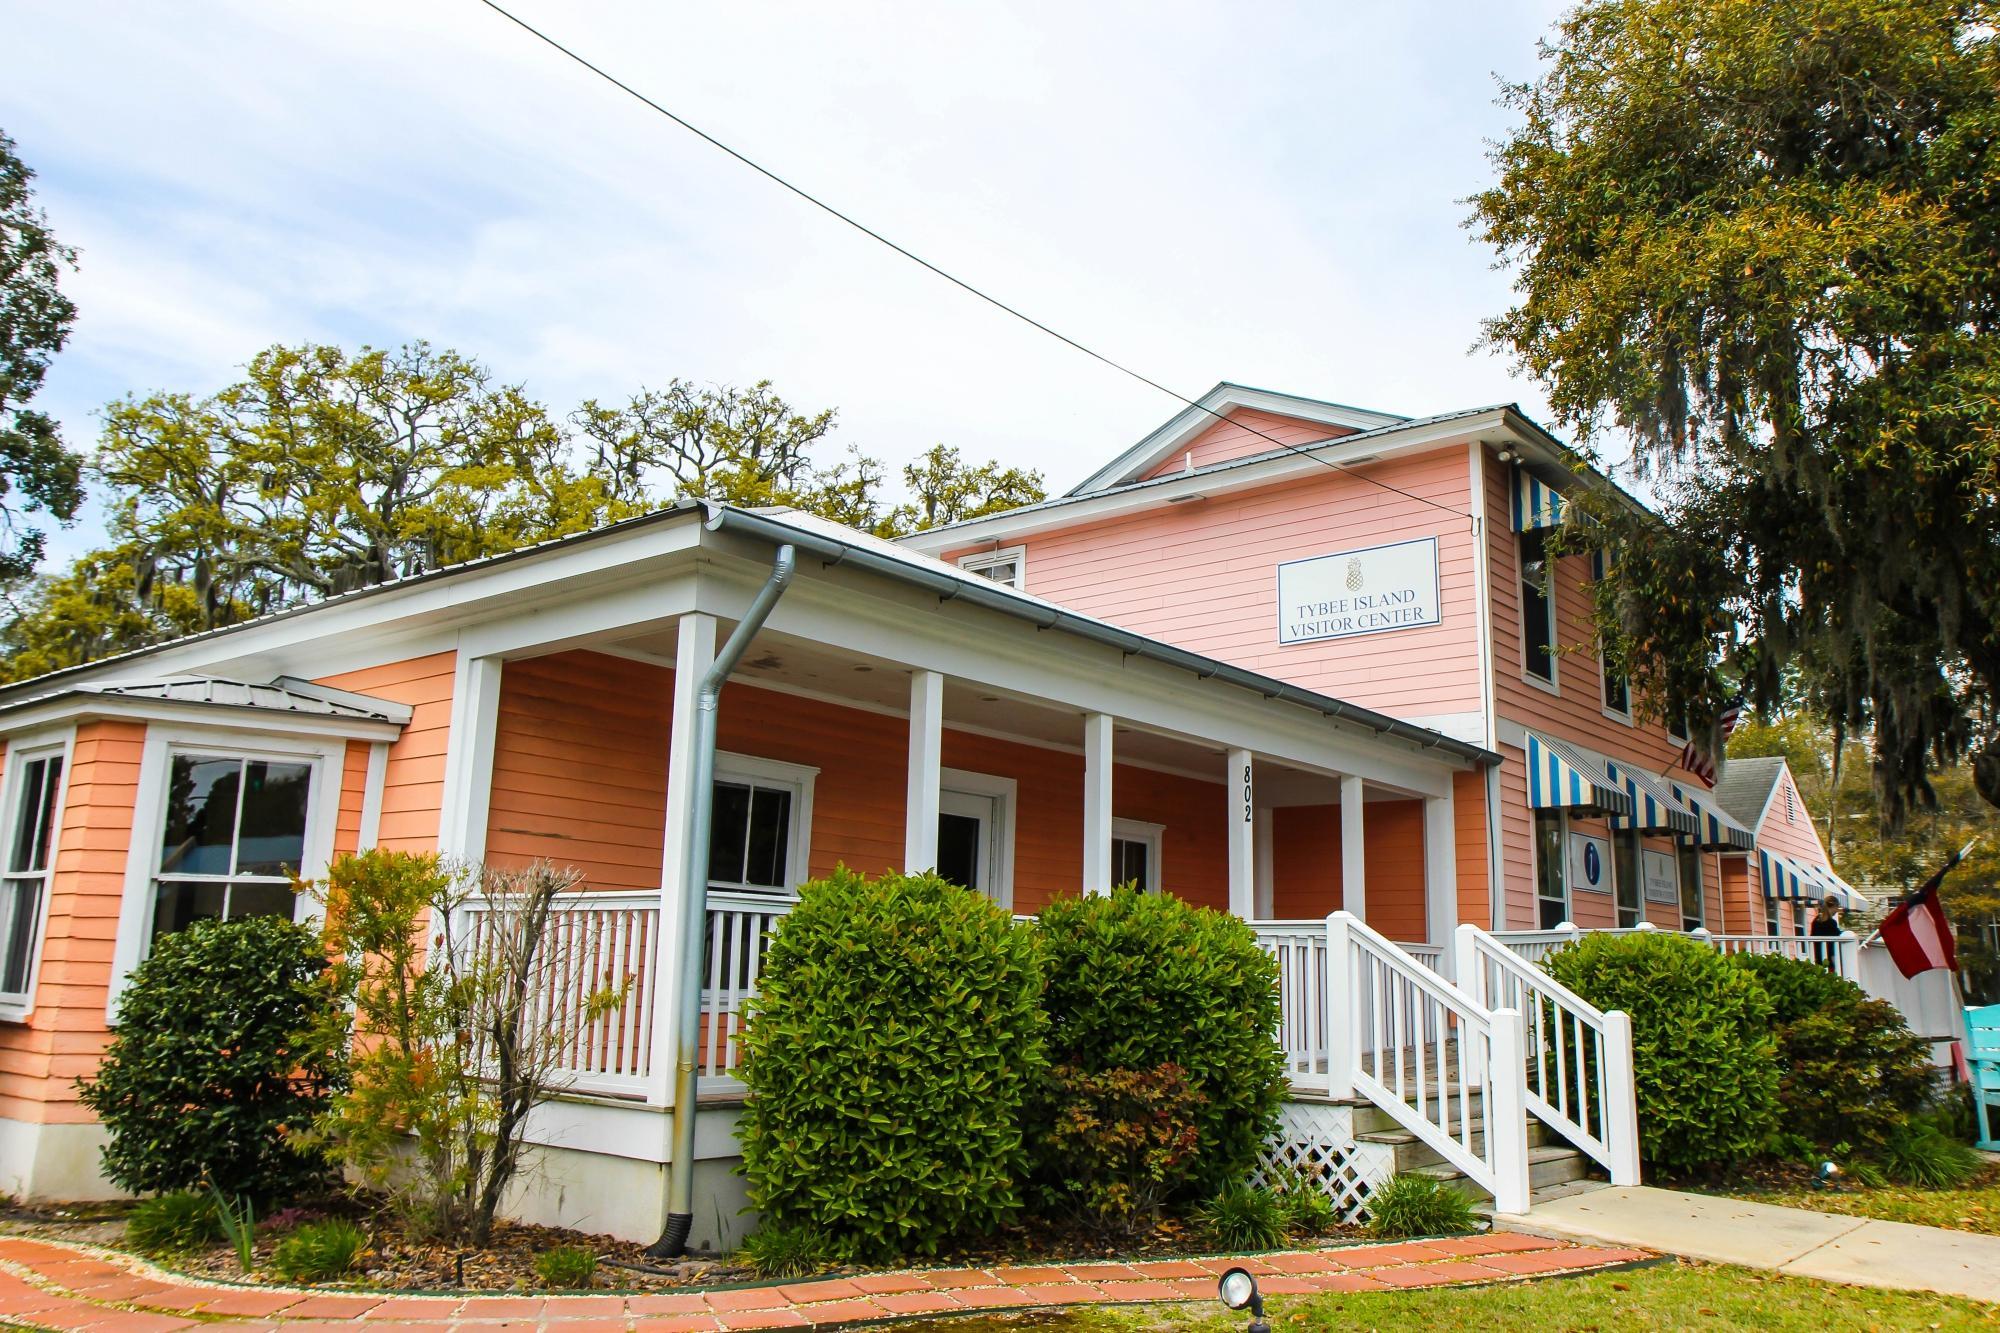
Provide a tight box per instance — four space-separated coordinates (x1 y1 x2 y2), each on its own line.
650 540 797 1258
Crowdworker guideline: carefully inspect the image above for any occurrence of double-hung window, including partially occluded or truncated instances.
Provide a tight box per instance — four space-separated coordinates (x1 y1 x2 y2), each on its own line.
1110 819 1164 894
957 546 1026 589
0 748 65 1007
1677 841 1705 931
1520 529 1557 685
1534 810 1568 928
1612 828 1643 928
151 752 313 945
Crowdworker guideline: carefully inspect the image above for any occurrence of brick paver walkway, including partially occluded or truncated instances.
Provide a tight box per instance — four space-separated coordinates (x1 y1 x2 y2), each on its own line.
0 1232 1650 1330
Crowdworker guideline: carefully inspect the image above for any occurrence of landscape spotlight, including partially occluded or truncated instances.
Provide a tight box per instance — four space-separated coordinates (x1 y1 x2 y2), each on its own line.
1217 1267 1268 1333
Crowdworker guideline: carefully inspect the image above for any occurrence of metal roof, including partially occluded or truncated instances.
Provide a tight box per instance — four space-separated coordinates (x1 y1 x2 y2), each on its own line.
0 676 414 725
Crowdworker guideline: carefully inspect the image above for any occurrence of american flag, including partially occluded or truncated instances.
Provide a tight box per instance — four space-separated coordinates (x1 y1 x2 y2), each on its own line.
1679 694 1746 786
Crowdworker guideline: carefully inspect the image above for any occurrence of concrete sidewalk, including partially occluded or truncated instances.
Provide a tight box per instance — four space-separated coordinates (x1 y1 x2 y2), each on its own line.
1499 1186 2000 1305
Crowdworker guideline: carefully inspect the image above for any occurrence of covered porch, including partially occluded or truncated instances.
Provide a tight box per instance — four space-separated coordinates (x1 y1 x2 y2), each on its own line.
438 512 1488 1103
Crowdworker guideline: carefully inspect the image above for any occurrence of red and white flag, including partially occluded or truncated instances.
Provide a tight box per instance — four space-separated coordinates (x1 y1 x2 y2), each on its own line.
1678 695 1745 786
1877 843 1969 979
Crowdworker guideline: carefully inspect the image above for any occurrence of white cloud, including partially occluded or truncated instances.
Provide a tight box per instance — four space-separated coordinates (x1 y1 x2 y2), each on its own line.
6 0 1572 568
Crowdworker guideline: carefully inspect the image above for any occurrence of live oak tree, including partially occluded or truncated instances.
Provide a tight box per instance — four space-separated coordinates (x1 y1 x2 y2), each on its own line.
1469 0 2000 824
0 131 85 580
0 346 1045 680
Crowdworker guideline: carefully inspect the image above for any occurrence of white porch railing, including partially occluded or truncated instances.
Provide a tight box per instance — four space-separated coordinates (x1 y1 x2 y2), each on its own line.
1328 911 1531 1214
1253 921 1331 1092
1455 924 1641 1186
697 890 797 1084
458 890 662 1099
1488 922 1860 982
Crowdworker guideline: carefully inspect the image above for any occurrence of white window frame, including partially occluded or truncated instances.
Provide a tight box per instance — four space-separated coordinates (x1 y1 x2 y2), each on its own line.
1677 841 1705 931
938 767 1017 908
1519 532 1559 695
711 752 818 894
1599 648 1633 725
108 724 348 1022
1110 817 1165 894
956 545 1028 589
1533 808 1570 928
0 728 74 1022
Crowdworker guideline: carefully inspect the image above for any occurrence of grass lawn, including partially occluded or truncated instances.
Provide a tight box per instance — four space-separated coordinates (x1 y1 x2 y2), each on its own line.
926 1260 1998 1331
1716 1164 2000 1236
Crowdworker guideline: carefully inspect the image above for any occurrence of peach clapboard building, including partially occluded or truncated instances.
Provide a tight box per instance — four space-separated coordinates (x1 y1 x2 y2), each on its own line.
0 382 1862 1243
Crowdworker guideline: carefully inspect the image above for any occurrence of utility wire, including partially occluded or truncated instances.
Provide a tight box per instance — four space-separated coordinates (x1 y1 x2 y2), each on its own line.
474 0 1471 521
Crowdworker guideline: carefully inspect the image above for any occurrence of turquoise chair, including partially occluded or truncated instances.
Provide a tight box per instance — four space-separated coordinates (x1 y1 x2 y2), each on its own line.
1971 1004 2000 1151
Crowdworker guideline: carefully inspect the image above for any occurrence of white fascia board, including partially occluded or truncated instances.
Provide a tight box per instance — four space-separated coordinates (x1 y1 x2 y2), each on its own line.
1067 383 1409 497
0 692 406 743
694 550 1458 797
900 409 1517 554
2 512 707 693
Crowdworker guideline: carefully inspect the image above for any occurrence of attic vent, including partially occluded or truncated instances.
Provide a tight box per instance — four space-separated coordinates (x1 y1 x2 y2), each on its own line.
1342 453 1380 466
1166 492 1208 504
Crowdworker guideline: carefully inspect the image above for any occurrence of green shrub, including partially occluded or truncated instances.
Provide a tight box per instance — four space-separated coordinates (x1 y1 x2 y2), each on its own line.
80 917 343 1201
126 1190 222 1254
1542 931 1778 1173
1035 889 1288 1196
739 1221 850 1279
1364 1173 1477 1239
533 1245 598 1289
739 868 1046 1261
1878 1119 1983 1188
1730 952 1858 1025
271 1218 368 1281
1034 1062 1204 1233
1196 1183 1286 1251
1275 1175 1337 1237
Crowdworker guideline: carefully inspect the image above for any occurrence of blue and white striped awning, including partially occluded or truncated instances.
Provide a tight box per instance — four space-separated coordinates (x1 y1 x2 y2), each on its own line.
1669 781 1757 851
1607 760 1702 838
1797 861 1872 912
1759 849 1826 902
1526 732 1633 816
1512 468 1566 531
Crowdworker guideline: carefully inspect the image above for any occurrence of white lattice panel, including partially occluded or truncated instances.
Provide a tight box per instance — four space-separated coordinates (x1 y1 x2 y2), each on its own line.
1254 1099 1396 1223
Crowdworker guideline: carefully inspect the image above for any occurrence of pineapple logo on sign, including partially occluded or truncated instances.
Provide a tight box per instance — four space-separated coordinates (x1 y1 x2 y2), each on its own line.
1345 557 1364 592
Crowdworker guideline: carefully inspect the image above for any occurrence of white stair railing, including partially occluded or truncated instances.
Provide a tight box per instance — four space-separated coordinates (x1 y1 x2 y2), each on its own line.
1326 911 1531 1215
1455 924 1641 1187
1251 921 1331 1093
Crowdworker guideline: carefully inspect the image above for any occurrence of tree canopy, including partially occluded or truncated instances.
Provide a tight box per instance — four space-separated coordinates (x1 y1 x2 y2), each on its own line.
1470 0 2000 825
0 342 1043 681
0 130 85 580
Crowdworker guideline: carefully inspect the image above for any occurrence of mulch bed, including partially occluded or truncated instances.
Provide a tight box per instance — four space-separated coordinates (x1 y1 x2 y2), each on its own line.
0 1196 1363 1294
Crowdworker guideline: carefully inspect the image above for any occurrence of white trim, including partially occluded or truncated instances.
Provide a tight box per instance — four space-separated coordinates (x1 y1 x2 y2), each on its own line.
1112 817 1166 895
1065 383 1408 496
904 671 944 872
0 728 75 1022
1227 748 1255 918
0 692 404 743
712 751 820 894
357 741 390 852
436 654 503 865
1340 774 1367 923
899 409 1521 553
1423 789 1458 949
954 546 1027 590
106 724 348 1021
938 766 1017 908
652 611 714 1107
1081 713 1114 894
1251 808 1273 915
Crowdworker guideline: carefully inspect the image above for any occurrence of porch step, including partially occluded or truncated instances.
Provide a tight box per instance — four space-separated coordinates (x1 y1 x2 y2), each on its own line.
1414 1143 1593 1202
1356 1118 1556 1175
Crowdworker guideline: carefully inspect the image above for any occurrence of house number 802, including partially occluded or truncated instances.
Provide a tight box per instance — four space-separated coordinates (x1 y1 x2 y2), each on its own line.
1241 764 1253 822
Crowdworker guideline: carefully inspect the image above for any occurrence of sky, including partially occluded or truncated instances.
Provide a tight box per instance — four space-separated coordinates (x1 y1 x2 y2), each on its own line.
5 0 1570 568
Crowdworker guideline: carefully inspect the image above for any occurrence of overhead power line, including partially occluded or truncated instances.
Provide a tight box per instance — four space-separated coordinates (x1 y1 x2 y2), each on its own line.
473 0 1471 521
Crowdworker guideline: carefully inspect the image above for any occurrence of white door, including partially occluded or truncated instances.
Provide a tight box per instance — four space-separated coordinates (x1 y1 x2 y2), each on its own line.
937 789 1000 902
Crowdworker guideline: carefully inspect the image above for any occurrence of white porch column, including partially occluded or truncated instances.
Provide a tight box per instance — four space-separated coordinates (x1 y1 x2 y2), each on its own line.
437 653 504 865
1423 787 1458 952
1082 713 1114 894
904 670 944 872
650 612 715 1107
1227 748 1255 918
1252 808 1275 918
1340 774 1366 923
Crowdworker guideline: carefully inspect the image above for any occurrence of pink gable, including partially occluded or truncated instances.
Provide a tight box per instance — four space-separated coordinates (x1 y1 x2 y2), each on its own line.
1136 407 1357 481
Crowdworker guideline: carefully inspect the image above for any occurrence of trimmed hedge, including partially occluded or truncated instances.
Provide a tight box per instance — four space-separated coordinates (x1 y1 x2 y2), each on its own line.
1542 930 1777 1173
1034 889 1288 1196
1731 953 1932 1155
738 868 1045 1260
79 917 342 1201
